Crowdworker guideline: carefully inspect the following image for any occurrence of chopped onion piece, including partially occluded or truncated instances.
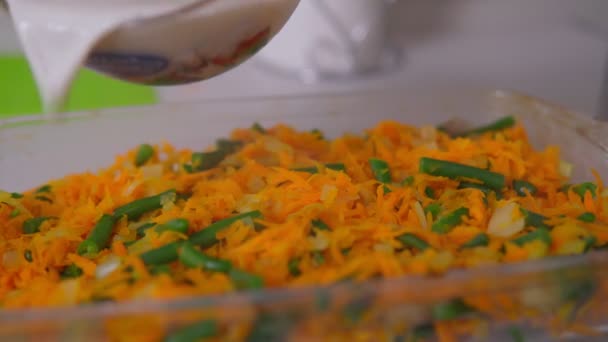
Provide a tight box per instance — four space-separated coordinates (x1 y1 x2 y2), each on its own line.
320 185 338 203
122 180 142 197
308 234 329 251
237 194 261 213
2 250 20 268
241 216 255 229
140 164 164 179
559 160 573 178
488 202 525 238
160 191 177 211
95 256 121 279
247 176 266 193
520 286 559 312
373 242 393 253
60 279 80 305
413 201 427 229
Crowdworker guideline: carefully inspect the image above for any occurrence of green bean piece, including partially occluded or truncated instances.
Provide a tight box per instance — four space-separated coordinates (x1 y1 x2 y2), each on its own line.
142 211 263 266
424 186 435 199
520 208 549 229
123 240 137 247
432 298 475 321
288 258 301 277
229 268 264 290
113 189 176 221
424 203 442 219
35 195 53 203
583 236 597 253
397 233 430 251
10 192 23 199
77 214 116 255
458 181 490 193
246 313 295 342
458 181 502 200
156 218 189 235
150 264 172 275
560 277 596 303
189 210 263 249
134 144 154 167
401 176 414 186
22 217 52 234
408 323 435 341
419 158 506 191
78 240 100 256
316 290 331 312
189 151 226 173
512 227 552 246
216 139 244 154
136 222 157 238
176 192 193 201
311 128 325 140
369 158 392 184
572 182 597 199
557 274 596 322
24 249 33 262
61 264 83 279
432 207 469 234
187 156 207 173
457 116 516 137
140 242 182 266
370 158 392 193
165 320 218 342
343 295 373 324
292 163 346 174
312 219 330 231
179 242 232 273
252 122 266 133
508 326 525 342
436 123 450 134
9 209 20 218
513 179 537 196
460 233 489 249
578 212 596 223
292 166 318 174
36 185 52 193
312 251 325 267
325 163 346 172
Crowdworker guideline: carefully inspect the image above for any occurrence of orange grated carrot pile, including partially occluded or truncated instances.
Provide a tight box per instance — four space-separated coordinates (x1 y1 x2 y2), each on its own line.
0 118 606 340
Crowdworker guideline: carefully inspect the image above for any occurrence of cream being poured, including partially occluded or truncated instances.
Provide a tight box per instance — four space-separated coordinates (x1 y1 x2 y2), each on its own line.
7 0 199 113
6 0 299 114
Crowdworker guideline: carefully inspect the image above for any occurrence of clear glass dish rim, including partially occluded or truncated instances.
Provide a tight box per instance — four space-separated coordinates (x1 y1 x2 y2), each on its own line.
1 251 607 323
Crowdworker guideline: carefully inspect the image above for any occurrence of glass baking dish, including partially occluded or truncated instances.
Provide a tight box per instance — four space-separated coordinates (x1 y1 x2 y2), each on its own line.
1 88 608 341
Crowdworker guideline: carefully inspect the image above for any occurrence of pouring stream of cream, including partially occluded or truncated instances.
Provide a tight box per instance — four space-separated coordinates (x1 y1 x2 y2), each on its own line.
7 0 206 114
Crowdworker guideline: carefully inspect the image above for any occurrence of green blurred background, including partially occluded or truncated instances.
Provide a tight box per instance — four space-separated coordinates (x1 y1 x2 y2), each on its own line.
0 55 158 118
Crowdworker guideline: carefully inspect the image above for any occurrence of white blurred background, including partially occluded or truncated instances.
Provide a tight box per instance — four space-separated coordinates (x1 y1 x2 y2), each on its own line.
1 0 607 116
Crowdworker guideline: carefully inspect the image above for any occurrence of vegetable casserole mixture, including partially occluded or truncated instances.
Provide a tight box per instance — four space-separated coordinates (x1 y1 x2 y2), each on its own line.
0 117 606 339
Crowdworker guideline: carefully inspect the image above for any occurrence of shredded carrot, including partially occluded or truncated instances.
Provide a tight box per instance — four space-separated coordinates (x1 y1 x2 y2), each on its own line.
1 119 606 341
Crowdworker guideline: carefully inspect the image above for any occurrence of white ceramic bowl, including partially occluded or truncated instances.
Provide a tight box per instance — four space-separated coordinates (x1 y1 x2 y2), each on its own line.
84 0 300 85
